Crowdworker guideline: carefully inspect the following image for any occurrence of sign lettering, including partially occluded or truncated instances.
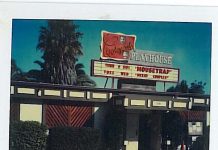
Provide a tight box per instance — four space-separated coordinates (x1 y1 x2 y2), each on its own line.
101 31 136 60
129 50 173 67
91 60 179 82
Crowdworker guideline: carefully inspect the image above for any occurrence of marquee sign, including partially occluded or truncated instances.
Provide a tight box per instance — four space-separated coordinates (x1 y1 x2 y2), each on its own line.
101 31 136 60
91 60 179 82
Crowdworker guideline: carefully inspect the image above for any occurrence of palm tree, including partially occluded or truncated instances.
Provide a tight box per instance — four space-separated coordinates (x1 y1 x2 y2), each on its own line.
36 20 83 85
35 20 95 128
75 63 96 87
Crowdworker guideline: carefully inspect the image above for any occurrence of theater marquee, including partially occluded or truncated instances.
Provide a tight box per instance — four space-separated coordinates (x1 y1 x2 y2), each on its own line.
91 60 179 82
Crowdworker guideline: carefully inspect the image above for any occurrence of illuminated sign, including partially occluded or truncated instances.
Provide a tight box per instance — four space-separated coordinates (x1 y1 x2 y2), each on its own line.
129 50 173 67
101 31 136 60
91 60 179 82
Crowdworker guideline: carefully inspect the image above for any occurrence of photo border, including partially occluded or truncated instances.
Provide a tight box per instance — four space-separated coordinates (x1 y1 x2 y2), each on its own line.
1 2 218 149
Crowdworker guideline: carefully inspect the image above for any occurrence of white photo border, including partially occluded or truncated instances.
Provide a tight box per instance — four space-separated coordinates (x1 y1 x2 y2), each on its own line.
0 2 218 150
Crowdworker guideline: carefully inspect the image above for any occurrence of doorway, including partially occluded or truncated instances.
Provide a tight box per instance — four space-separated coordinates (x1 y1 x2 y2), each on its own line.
138 113 151 150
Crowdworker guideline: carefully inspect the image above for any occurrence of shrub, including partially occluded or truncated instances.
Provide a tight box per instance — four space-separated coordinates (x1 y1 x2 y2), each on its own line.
46 127 101 150
9 121 47 150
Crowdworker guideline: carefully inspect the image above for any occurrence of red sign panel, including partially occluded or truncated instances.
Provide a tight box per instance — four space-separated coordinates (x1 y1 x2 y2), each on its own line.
101 31 136 60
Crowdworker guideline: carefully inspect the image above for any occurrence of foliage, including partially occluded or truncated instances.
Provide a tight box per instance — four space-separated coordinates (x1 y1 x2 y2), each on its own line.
76 74 97 87
11 59 41 82
36 20 83 85
167 80 206 94
11 59 21 78
11 21 96 87
11 20 96 87
75 63 96 87
11 59 27 81
103 108 125 150
9 121 47 150
189 80 206 94
46 127 101 150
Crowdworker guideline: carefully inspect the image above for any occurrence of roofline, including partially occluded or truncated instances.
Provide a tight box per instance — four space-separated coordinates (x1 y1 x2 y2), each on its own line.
11 81 210 98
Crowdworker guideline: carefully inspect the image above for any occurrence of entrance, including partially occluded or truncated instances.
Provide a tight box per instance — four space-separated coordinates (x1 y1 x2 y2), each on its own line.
138 112 162 150
138 113 151 150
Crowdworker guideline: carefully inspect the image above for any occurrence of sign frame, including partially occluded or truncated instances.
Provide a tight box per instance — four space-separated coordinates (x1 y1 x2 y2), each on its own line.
100 30 136 61
91 59 180 83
